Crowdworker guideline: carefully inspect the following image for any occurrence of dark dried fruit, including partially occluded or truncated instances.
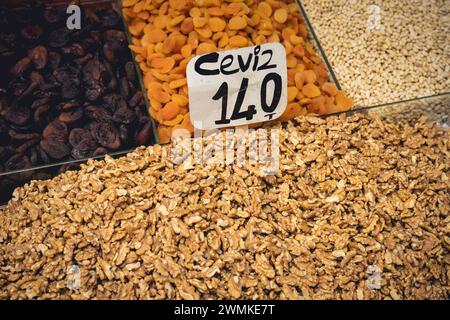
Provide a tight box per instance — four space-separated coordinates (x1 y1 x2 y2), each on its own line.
28 45 48 69
61 43 85 57
134 119 153 146
42 120 68 142
4 107 30 126
16 138 39 153
95 123 120 149
59 106 83 124
71 138 97 159
69 128 93 148
39 139 70 159
84 79 103 101
48 28 70 48
0 4 154 203
85 105 112 123
8 129 40 141
57 100 80 111
36 145 50 163
93 146 108 156
5 153 32 178
124 61 137 82
61 79 80 100
10 57 31 78
99 9 120 27
128 91 143 108
103 94 127 112
48 51 61 69
119 77 130 98
43 7 65 24
113 107 135 124
34 105 51 127
21 25 43 42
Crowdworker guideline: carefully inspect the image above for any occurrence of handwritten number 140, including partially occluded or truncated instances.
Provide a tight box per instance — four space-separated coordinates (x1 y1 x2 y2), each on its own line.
213 72 282 125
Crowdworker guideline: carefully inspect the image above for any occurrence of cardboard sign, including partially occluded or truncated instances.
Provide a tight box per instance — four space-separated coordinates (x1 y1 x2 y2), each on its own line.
187 43 287 130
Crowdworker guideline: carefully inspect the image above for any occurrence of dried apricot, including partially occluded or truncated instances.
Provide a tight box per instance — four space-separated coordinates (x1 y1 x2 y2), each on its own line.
274 8 288 23
157 126 172 144
160 102 180 121
209 17 226 32
288 86 298 102
303 70 317 84
229 16 247 30
258 2 273 17
180 44 192 58
334 92 353 111
169 78 187 89
172 94 189 107
322 82 338 96
229 35 248 47
302 83 321 98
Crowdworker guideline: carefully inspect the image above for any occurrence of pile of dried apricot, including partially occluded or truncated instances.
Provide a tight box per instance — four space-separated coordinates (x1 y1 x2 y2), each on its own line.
123 0 353 143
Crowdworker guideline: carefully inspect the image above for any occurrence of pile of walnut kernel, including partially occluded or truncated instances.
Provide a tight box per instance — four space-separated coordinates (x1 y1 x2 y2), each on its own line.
0 114 448 300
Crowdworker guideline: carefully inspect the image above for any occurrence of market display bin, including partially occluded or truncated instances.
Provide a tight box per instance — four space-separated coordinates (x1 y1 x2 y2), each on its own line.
0 0 158 204
299 0 450 109
120 0 353 144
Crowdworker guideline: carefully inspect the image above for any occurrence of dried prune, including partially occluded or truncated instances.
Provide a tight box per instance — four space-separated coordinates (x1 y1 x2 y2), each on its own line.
85 105 112 123
113 107 135 124
69 128 92 148
84 79 103 101
13 8 35 24
29 148 38 165
103 40 123 64
53 67 73 84
128 91 143 108
5 154 33 181
119 124 128 143
21 25 43 42
10 57 31 78
57 100 80 111
16 138 39 153
104 30 126 43
43 7 65 24
48 51 61 69
134 119 153 146
8 129 40 141
61 80 80 100
0 4 154 201
74 53 93 66
124 61 137 83
48 28 70 48
61 43 85 57
36 145 50 163
42 120 68 142
59 106 83 124
34 105 51 127
103 94 127 112
93 146 107 156
20 71 44 99
71 138 97 159
28 45 48 70
95 123 120 150
40 138 70 159
4 107 30 126
99 9 120 27
119 77 130 98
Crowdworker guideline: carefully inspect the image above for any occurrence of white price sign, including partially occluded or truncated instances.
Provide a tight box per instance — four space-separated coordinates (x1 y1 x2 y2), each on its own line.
186 43 287 130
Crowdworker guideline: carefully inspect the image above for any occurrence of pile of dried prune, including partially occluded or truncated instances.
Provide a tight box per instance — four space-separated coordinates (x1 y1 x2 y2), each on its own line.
0 4 154 200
